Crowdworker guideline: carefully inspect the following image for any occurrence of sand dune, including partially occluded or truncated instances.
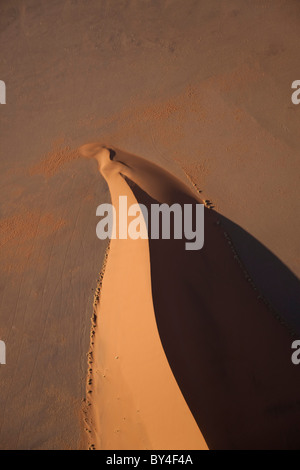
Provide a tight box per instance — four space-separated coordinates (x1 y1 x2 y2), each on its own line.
80 144 300 450
80 144 208 450
1 0 300 451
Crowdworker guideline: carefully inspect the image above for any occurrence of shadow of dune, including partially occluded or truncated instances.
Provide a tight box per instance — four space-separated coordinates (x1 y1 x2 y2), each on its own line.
219 216 300 335
82 143 300 449
124 176 300 450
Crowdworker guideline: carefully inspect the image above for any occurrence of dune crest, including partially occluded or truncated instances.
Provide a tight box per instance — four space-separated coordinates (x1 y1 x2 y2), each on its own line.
80 144 208 450
81 144 300 450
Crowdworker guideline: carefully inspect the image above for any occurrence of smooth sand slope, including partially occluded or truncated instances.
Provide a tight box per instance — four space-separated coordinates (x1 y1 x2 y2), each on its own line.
0 146 109 449
81 144 300 450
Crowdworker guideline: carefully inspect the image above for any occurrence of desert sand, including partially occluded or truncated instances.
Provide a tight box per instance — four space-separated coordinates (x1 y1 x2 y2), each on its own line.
0 0 300 450
80 144 208 450
80 144 300 450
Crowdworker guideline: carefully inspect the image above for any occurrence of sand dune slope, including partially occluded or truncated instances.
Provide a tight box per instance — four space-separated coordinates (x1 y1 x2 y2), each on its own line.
81 144 300 450
80 144 208 450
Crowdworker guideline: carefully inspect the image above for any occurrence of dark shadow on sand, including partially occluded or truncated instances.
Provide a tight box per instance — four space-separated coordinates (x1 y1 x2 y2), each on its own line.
125 176 300 450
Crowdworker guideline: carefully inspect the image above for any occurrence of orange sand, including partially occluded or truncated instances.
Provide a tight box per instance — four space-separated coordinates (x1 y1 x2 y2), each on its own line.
81 144 208 450
1 0 300 450
80 144 300 450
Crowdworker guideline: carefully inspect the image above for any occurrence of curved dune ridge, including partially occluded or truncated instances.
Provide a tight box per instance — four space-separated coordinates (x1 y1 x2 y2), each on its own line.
80 144 300 450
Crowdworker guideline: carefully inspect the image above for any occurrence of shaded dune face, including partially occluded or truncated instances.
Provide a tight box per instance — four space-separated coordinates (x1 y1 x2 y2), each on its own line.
80 144 300 450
